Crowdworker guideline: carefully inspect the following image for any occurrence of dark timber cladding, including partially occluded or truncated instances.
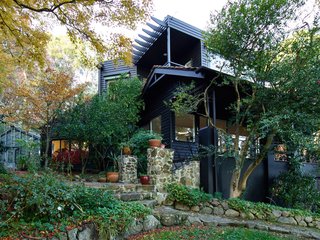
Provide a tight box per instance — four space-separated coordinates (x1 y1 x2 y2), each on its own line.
99 60 137 93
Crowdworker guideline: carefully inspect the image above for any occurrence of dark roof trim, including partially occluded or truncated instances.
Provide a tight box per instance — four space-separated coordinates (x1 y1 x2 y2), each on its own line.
133 15 203 64
142 66 205 94
0 125 40 140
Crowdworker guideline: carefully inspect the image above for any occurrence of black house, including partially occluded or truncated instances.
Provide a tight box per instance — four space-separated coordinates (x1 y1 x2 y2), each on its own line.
98 16 316 201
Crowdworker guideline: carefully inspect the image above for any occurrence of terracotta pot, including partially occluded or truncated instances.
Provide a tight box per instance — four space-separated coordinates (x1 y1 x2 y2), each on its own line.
106 172 119 183
122 146 132 155
140 175 150 185
148 139 161 148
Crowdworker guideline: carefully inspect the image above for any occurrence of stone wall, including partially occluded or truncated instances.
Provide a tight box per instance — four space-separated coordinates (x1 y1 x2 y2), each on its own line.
166 198 320 230
173 161 200 188
119 155 137 183
147 147 174 191
147 148 200 191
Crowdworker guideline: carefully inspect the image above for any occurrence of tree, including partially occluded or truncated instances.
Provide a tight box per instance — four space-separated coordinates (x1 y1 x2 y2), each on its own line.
54 76 143 172
0 0 152 81
171 0 320 198
204 0 320 198
0 67 86 168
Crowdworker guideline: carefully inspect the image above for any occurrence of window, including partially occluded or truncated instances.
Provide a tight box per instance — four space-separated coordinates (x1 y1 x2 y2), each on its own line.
150 116 161 134
175 114 195 142
199 116 209 130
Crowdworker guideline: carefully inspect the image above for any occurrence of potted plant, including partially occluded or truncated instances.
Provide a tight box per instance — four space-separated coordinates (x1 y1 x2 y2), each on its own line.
106 152 120 183
120 141 133 155
148 132 163 148
139 173 151 185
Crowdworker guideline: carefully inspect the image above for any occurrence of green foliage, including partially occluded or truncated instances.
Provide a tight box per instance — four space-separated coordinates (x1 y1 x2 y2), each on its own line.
133 226 294 240
270 158 320 212
16 139 40 173
166 183 212 207
166 82 202 116
129 129 162 174
54 76 144 171
0 173 151 238
0 162 7 174
202 0 320 197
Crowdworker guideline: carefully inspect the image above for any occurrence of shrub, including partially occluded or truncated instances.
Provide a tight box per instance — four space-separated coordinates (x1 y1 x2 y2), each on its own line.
166 183 212 207
270 158 320 212
0 162 7 174
0 173 151 238
129 129 162 174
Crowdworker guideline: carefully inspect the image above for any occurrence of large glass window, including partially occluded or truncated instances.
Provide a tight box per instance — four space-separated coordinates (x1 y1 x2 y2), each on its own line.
175 114 195 142
199 116 209 130
150 116 161 134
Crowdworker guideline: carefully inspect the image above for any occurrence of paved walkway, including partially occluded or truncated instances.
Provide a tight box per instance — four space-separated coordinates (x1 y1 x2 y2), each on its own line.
154 206 320 239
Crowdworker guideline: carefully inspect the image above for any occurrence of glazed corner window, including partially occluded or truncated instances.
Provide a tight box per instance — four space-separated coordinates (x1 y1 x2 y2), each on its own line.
199 116 209 130
175 114 195 142
150 116 161 134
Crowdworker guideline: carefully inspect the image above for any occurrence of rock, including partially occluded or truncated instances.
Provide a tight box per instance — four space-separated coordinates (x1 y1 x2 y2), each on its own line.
175 202 190 211
78 223 98 240
305 216 313 223
125 219 144 236
67 228 78 240
281 211 290 217
294 215 302 222
155 192 167 205
245 212 255 220
163 199 174 206
315 221 320 229
191 206 200 212
255 223 268 231
213 207 224 216
225 209 240 217
199 215 219 226
143 215 161 231
269 226 290 234
277 217 297 225
211 199 220 207
186 216 202 226
221 201 229 210
298 220 307 227
308 222 315 227
160 214 176 226
199 207 213 214
272 210 282 218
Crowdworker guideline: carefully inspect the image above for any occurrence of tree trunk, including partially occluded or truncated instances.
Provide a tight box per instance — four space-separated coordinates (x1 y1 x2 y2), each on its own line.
229 169 242 198
44 128 50 169
229 131 276 198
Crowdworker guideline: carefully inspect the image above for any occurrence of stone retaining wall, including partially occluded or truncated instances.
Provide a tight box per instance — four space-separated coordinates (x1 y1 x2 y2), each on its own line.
120 155 137 183
173 161 200 188
147 147 174 191
147 148 200 191
166 198 320 230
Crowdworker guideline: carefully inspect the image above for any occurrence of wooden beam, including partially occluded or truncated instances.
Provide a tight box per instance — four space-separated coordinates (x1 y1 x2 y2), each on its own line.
151 16 166 27
134 39 151 48
138 34 154 43
142 28 160 38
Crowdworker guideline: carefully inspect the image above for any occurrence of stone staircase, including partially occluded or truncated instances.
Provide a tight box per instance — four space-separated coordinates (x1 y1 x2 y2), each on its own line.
80 182 159 208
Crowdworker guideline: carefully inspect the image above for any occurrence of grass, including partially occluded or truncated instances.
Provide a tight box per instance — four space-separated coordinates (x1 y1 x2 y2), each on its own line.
128 226 301 240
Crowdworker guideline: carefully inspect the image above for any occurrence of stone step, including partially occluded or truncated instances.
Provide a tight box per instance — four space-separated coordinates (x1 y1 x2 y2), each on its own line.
132 199 158 209
113 191 157 202
81 182 156 193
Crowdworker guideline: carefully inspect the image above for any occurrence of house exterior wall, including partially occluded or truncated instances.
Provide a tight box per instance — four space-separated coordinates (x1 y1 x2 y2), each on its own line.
0 126 40 169
99 60 137 94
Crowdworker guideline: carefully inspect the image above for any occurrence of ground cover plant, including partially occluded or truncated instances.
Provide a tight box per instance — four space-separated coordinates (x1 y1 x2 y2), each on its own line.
0 172 150 238
166 183 212 207
128 225 299 240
